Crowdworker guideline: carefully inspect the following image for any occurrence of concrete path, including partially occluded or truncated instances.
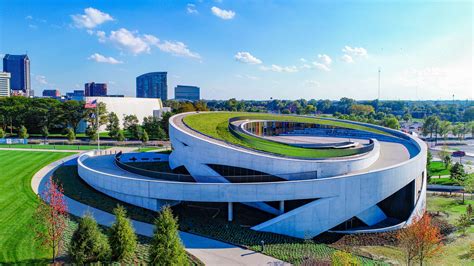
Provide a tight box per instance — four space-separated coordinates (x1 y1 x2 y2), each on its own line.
31 154 287 266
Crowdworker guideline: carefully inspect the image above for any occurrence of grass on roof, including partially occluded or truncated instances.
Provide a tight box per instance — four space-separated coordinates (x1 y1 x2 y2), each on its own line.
182 112 389 158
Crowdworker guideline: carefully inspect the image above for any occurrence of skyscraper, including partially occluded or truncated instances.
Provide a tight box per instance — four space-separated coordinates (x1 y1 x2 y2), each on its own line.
136 72 167 100
3 54 31 96
84 82 107 96
42 89 60 97
175 85 200 101
0 72 11 97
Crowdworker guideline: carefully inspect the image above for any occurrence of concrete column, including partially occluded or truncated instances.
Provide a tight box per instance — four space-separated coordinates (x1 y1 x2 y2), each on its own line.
228 202 233 222
279 200 285 214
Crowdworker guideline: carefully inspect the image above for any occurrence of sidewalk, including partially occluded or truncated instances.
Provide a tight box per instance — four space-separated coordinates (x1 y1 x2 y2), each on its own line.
31 155 287 266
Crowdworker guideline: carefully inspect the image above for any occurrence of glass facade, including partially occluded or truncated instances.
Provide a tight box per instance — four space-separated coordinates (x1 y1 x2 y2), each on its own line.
174 85 200 101
136 72 167 100
2 54 31 96
84 82 107 96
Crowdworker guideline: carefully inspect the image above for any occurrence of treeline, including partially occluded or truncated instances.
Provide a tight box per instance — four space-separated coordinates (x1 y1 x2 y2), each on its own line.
165 98 474 123
422 115 474 141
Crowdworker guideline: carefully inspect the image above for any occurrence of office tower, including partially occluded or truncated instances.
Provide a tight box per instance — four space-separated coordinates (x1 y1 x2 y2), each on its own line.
0 72 11 97
3 54 31 96
136 72 167 100
175 85 200 101
42 89 60 97
84 82 107 96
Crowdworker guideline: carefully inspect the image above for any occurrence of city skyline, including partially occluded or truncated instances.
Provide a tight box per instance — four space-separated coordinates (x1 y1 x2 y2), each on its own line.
0 0 472 100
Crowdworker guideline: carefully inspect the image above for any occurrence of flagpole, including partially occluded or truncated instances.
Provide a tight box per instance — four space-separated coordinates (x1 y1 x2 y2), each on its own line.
96 101 100 152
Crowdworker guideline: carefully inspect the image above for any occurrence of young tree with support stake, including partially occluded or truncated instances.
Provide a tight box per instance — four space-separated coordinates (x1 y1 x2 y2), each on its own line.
32 177 69 263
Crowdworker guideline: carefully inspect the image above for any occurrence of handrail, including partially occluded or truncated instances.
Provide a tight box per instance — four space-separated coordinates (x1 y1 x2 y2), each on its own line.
114 153 320 182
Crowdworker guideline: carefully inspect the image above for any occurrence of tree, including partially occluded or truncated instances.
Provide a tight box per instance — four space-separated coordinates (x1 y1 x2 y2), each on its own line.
331 250 360 266
160 111 173 135
18 125 28 139
142 116 166 140
141 129 149 143
427 150 433 181
442 154 452 170
397 214 443 265
382 116 400 129
106 112 121 139
450 162 467 184
464 177 474 200
438 120 451 141
66 128 76 142
423 115 440 141
455 213 471 236
149 206 187 265
109 205 137 262
0 128 4 138
123 114 140 139
117 130 125 142
85 125 98 141
349 104 374 116
69 213 110 263
32 177 68 263
41 125 49 141
60 100 86 133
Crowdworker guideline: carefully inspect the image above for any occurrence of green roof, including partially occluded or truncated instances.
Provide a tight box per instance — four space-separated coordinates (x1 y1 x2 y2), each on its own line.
182 112 389 159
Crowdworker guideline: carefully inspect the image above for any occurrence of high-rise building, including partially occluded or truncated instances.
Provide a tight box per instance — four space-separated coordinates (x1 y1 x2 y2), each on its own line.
66 90 85 101
136 72 167 100
0 72 11 97
2 54 31 96
175 85 200 101
42 89 60 97
84 82 107 96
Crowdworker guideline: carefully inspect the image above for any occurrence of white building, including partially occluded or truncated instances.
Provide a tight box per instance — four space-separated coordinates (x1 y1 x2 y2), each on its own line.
0 72 11 97
84 96 165 131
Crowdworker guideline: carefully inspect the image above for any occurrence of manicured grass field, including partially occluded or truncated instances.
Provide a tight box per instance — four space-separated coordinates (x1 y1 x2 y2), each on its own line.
428 161 451 176
183 112 391 158
0 150 74 264
0 144 107 150
429 177 459 186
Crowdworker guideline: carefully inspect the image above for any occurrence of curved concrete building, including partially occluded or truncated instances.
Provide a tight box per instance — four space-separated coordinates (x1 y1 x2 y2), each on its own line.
78 112 427 238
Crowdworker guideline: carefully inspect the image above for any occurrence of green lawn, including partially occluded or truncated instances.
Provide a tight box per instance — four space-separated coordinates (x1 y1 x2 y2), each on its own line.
429 161 451 176
429 177 460 186
0 144 107 150
0 150 74 264
183 112 391 158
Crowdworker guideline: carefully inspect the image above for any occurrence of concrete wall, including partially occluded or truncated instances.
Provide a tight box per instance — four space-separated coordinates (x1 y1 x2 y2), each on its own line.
77 113 427 238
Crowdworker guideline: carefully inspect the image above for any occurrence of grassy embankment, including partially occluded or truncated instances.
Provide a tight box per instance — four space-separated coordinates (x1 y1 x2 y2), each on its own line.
183 112 392 158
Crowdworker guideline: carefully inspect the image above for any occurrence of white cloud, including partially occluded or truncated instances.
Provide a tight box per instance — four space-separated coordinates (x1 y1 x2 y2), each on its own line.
35 75 48 85
318 54 332 65
341 54 354 63
234 52 262 65
342 46 368 57
260 64 299 73
305 80 320 88
235 74 259 80
211 6 235 20
98 28 201 58
300 58 307 62
25 15 33 20
187 3 198 14
156 41 201 59
71 7 114 29
108 28 151 54
301 64 312 69
313 62 331 71
28 24 38 29
88 53 123 64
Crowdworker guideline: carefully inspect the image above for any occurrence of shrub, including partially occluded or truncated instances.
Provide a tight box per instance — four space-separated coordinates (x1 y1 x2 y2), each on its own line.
149 206 187 265
18 125 28 139
331 250 360 266
66 128 76 142
69 214 110 263
0 128 4 138
109 205 137 262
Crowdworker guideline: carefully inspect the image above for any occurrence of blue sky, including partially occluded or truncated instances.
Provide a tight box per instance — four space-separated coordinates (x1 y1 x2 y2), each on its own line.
0 0 472 100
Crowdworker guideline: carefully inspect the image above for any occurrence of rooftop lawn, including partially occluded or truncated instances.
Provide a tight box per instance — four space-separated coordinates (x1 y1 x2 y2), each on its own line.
0 150 74 264
182 112 390 158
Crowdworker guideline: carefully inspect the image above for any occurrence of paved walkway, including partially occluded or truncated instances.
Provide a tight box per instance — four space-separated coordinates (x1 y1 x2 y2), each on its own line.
31 154 287 266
